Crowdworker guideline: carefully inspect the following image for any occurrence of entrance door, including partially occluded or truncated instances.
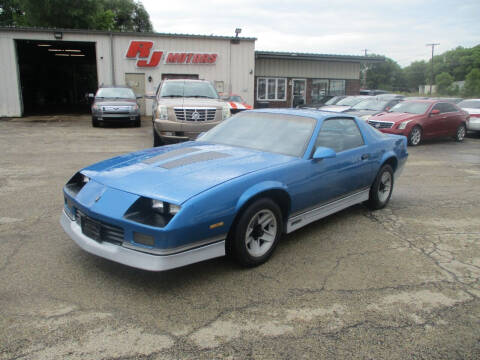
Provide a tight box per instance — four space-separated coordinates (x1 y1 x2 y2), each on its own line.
292 79 306 107
125 73 145 115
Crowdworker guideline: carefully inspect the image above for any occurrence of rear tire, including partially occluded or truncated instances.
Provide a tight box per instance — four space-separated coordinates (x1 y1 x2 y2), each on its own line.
408 126 422 146
153 127 163 147
367 164 394 210
230 198 282 267
454 123 466 142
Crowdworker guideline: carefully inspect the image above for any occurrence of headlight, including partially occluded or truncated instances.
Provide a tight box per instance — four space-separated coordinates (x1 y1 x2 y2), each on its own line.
222 104 231 120
131 104 139 112
92 104 101 112
124 197 181 227
157 105 168 120
398 120 412 130
65 172 89 196
152 200 181 215
361 115 371 121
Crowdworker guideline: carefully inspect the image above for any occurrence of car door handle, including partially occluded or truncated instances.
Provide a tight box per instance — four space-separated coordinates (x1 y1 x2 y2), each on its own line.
361 154 369 160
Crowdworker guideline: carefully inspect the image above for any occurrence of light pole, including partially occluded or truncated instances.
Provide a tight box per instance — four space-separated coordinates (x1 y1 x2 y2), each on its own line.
426 43 439 95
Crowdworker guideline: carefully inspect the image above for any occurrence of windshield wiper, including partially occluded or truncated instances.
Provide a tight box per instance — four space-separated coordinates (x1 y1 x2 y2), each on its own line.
161 95 184 98
187 95 215 98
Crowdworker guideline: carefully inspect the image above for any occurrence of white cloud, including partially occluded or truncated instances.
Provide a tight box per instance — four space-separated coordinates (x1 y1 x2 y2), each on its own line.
141 0 480 66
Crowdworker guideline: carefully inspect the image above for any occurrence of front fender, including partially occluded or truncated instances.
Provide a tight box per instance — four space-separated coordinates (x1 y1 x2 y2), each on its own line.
235 181 289 212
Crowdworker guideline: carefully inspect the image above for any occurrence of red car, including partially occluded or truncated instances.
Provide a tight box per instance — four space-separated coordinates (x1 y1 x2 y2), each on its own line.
367 100 468 146
221 94 253 113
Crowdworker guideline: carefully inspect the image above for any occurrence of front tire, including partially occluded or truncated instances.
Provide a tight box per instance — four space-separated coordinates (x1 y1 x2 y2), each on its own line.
454 124 466 142
134 117 141 127
408 126 422 146
230 198 282 267
92 117 99 127
367 164 394 210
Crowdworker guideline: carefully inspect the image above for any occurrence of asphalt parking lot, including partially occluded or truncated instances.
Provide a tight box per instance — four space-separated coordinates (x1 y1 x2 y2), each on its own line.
1 115 480 359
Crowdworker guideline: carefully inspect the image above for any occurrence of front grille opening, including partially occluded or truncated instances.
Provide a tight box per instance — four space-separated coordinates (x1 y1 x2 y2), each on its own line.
368 120 393 129
65 172 89 196
174 107 217 121
77 210 124 245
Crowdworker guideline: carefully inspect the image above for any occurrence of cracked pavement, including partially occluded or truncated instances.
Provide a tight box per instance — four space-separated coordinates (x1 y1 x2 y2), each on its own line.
1 116 480 359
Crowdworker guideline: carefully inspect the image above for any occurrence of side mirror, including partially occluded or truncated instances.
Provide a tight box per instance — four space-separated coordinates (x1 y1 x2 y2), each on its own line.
136 95 143 99
312 146 336 160
430 109 440 116
88 93 94 99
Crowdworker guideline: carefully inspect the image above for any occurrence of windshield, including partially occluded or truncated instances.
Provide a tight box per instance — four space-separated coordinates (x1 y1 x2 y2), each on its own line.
198 112 316 157
96 87 135 99
458 100 480 109
229 96 243 102
325 96 341 105
352 99 389 111
389 101 430 114
336 97 366 106
160 81 219 99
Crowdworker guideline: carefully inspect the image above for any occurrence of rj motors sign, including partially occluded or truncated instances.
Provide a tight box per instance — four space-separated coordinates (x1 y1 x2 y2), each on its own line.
126 41 218 67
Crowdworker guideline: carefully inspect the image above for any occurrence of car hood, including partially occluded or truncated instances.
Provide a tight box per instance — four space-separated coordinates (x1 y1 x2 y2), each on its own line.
320 105 351 112
343 109 378 117
158 97 226 108
94 99 137 106
82 142 296 204
462 107 480 115
370 112 423 123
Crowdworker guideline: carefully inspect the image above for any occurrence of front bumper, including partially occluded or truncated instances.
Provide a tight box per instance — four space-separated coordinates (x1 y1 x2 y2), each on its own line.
93 113 140 122
154 119 222 142
467 118 480 131
60 211 225 271
377 127 408 136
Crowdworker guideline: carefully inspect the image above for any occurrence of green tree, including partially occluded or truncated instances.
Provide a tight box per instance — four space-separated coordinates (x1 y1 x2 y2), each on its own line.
0 0 25 26
366 55 407 91
403 60 428 92
463 68 480 97
9 0 152 31
435 72 454 95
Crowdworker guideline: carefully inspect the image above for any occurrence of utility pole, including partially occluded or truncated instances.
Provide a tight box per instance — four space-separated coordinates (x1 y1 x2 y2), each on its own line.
426 43 439 95
361 49 369 88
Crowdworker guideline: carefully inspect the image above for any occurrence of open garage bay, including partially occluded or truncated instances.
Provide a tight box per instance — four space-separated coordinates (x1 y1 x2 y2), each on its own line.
0 117 480 359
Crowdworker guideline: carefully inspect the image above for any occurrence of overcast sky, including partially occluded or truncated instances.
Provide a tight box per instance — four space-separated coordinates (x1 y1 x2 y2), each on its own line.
141 0 479 67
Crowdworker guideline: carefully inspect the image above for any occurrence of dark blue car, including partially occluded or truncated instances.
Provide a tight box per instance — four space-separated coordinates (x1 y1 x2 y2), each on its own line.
61 109 408 271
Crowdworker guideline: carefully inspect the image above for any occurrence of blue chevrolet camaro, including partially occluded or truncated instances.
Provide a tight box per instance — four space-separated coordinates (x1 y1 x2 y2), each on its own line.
61 109 408 271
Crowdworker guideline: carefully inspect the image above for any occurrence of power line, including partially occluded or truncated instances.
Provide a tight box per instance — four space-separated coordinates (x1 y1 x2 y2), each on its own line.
426 43 440 95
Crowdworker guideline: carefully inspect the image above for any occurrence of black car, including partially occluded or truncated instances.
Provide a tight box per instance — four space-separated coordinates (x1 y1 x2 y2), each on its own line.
90 85 141 127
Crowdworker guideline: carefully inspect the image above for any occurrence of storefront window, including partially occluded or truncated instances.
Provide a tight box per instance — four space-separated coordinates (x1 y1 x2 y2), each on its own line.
257 78 287 101
311 79 329 102
258 79 266 100
329 80 346 96
267 79 276 100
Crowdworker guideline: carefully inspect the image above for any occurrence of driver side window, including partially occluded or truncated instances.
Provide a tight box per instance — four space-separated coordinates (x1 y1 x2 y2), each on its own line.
315 118 364 153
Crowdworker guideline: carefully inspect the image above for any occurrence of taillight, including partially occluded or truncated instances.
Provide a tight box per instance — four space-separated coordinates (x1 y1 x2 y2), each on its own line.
470 113 480 118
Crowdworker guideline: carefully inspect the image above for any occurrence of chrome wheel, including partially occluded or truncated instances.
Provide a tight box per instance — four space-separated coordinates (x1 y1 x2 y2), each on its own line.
245 209 278 258
410 127 421 146
456 125 466 141
378 171 392 203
